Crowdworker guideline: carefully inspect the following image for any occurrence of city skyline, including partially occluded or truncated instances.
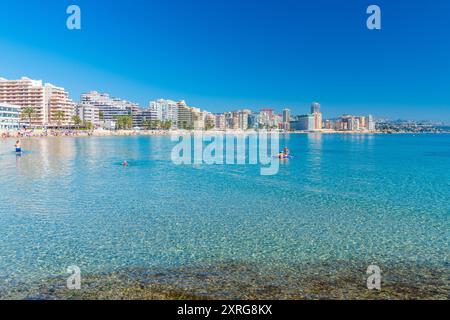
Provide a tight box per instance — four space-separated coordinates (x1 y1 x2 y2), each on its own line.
1 75 446 127
0 1 449 122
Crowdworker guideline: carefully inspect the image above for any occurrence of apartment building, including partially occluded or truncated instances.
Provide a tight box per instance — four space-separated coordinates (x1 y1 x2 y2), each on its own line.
148 99 178 128
0 77 75 127
46 84 76 126
80 91 138 122
76 104 100 126
0 103 21 129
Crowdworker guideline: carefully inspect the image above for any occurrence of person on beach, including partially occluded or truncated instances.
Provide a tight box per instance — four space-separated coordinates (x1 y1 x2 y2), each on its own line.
15 140 22 153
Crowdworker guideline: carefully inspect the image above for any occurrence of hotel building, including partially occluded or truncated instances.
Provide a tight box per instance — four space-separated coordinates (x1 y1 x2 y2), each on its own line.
148 99 178 128
215 113 226 130
367 115 375 131
282 108 291 130
176 100 211 130
238 110 250 130
290 114 315 131
311 102 323 130
192 108 205 130
259 109 275 128
204 112 216 130
132 109 158 128
0 77 75 127
76 104 100 126
0 103 21 129
80 91 139 123
177 101 194 129
46 84 76 126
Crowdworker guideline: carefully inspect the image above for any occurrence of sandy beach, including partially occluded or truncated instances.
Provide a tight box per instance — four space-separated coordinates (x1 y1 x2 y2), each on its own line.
0 128 386 140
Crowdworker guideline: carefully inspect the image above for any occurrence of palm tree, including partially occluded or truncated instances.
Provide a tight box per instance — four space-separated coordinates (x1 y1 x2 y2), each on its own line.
84 121 93 131
142 119 152 130
54 110 65 129
72 115 82 130
22 107 36 129
162 120 172 130
115 115 133 130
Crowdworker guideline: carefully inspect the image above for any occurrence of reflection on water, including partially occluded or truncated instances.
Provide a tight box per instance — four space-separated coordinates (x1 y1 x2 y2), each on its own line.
13 138 76 179
305 133 323 176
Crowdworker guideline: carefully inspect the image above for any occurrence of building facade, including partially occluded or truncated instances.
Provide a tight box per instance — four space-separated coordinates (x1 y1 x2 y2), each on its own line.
80 91 139 123
76 104 100 126
177 101 193 129
46 84 76 127
259 109 275 128
282 108 291 130
0 103 21 129
311 102 322 130
215 113 226 130
204 112 216 130
192 108 204 130
133 109 158 128
148 99 178 128
0 77 75 127
290 114 315 131
367 115 375 131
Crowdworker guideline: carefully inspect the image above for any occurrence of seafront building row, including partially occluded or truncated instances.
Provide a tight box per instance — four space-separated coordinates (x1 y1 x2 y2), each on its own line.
0 77 75 128
0 76 375 132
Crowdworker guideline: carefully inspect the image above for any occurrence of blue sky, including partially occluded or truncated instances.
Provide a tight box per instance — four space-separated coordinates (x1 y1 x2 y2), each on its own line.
0 0 449 121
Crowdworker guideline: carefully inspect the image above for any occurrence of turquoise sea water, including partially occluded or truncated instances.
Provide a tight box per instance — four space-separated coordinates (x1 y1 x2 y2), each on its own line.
0 134 448 298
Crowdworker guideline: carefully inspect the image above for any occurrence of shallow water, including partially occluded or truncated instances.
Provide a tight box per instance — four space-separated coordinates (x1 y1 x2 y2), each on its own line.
0 134 448 298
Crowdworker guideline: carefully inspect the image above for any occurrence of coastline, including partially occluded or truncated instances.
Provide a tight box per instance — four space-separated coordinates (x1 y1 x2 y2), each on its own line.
2 129 448 140
1 260 447 300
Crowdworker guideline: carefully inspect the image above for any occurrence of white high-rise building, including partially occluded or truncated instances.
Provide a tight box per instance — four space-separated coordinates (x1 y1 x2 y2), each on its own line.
80 91 139 122
367 114 375 131
76 104 100 126
148 99 178 128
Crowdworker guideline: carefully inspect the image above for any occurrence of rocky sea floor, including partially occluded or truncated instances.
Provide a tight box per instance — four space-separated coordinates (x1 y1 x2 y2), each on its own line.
1 260 448 300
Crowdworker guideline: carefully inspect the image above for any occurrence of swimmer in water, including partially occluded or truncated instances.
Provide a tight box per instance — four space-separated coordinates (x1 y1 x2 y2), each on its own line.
283 147 290 156
15 140 22 153
122 160 129 167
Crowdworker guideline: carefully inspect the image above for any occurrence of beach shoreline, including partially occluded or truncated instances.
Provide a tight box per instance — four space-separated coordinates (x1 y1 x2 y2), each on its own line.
2 128 446 140
1 260 447 300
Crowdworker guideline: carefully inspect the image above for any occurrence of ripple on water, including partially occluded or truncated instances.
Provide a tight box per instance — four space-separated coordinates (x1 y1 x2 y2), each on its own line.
0 134 449 299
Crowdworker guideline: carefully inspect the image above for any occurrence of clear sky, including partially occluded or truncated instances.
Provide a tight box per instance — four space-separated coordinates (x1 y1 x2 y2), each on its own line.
0 0 449 121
